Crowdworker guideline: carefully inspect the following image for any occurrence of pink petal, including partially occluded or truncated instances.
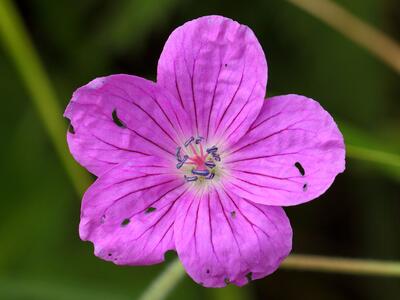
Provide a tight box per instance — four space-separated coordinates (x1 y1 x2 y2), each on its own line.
79 158 188 265
174 187 292 287
64 75 190 176
157 15 267 147
224 94 345 206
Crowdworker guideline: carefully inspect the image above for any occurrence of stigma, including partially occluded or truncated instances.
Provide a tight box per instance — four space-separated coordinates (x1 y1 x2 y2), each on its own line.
176 136 221 183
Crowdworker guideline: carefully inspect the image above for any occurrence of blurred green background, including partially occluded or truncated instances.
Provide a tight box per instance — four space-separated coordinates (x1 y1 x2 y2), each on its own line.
0 0 399 299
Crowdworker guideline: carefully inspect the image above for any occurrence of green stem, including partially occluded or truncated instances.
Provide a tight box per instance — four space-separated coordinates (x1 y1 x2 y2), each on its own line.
282 254 400 276
286 0 400 74
347 144 400 169
0 0 91 195
139 254 400 300
138 259 185 300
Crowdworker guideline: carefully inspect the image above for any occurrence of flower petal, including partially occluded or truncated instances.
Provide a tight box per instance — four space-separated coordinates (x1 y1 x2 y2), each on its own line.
224 94 345 206
174 187 292 287
157 15 267 147
64 75 190 176
79 159 188 265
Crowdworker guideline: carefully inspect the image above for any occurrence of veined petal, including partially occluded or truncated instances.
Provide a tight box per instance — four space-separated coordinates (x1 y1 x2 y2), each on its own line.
64 74 190 176
80 159 188 265
225 94 345 206
157 15 267 148
174 187 292 287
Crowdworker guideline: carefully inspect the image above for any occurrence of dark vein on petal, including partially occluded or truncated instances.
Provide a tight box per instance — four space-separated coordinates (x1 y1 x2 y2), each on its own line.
102 178 177 215
92 133 151 156
206 63 223 140
215 189 245 263
233 177 297 193
230 169 302 183
173 61 185 109
221 82 257 138
225 151 301 164
214 65 245 134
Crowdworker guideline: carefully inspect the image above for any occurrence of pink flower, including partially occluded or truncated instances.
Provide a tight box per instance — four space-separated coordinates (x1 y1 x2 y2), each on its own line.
64 15 345 287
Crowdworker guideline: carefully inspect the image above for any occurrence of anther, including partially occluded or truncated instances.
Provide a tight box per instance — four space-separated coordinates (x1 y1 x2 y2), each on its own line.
176 146 182 161
206 146 218 154
205 161 216 168
205 173 215 180
212 154 221 162
195 136 204 144
176 154 188 169
184 175 198 182
184 136 194 147
192 169 210 176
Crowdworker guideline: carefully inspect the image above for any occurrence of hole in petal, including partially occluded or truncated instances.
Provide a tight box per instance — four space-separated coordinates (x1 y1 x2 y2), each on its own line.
224 277 230 285
303 183 308 192
246 272 253 282
108 253 112 257
145 207 156 213
67 119 75 134
230 211 236 218
206 269 210 274
112 109 126 128
121 218 130 226
294 162 305 176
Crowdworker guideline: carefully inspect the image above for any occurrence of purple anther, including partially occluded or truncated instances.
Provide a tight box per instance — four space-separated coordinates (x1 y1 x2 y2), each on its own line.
206 146 218 154
195 136 204 144
184 175 198 182
181 154 189 162
205 161 216 168
176 146 182 161
205 173 215 180
176 161 185 169
213 154 221 161
184 136 194 147
192 169 210 176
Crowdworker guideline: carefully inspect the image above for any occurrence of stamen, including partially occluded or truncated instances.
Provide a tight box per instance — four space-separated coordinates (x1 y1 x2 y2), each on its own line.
195 136 204 144
206 146 218 154
184 136 194 147
176 146 182 161
184 175 198 182
205 161 216 168
212 154 221 162
192 169 210 176
205 173 215 180
176 155 189 169
176 137 221 182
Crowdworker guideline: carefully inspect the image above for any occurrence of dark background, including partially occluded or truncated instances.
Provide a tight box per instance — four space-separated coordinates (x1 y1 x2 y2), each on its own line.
0 0 399 299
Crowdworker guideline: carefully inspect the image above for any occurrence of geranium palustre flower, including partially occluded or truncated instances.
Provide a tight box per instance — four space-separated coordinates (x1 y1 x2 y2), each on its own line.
65 15 345 287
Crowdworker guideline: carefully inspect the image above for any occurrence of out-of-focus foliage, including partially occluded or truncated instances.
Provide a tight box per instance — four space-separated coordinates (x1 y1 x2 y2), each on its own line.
0 0 399 299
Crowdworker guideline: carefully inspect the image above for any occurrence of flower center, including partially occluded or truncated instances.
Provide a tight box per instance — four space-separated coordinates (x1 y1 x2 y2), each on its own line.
176 136 221 183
